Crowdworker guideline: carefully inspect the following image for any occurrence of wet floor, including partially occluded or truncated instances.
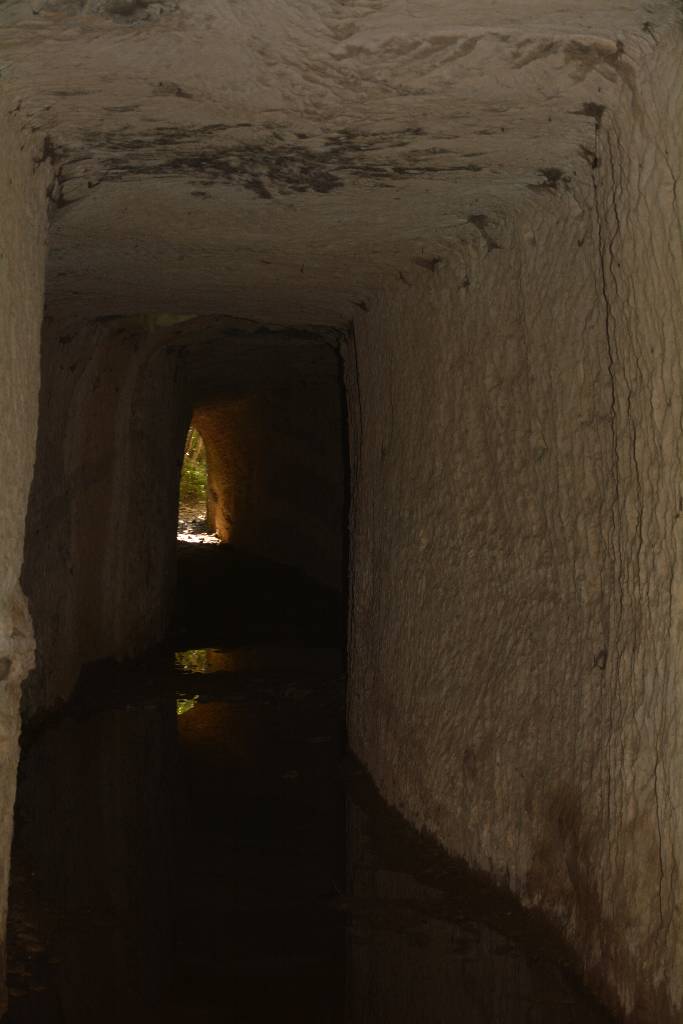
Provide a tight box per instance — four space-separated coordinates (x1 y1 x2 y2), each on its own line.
6 547 615 1023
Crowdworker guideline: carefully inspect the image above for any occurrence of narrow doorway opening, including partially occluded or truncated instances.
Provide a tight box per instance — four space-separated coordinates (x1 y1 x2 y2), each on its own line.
176 424 212 542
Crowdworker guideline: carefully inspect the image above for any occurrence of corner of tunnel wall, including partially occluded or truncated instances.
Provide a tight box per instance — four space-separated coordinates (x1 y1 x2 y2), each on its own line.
593 28 683 1020
0 105 51 1017
340 324 362 675
21 316 186 718
104 327 188 659
346 29 683 1023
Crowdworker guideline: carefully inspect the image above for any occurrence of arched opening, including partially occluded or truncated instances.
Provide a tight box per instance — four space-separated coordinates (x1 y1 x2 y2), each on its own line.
172 327 347 650
177 424 212 541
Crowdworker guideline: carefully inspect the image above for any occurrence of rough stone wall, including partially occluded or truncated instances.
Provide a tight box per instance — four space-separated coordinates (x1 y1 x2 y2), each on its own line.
347 35 683 1023
21 317 185 717
194 380 345 591
0 112 50 1016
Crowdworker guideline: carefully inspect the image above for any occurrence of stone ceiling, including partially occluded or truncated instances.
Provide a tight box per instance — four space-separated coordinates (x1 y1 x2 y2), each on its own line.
1 0 673 324
158 316 342 403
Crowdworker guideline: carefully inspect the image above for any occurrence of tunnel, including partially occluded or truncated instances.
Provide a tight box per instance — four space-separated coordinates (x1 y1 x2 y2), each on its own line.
1 2 682 1022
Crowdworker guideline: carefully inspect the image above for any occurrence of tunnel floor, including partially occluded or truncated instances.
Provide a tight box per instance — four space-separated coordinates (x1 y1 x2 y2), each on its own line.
6 546 614 1023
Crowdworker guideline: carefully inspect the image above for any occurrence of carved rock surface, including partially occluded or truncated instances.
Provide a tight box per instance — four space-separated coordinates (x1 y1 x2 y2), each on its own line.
347 35 683 1023
1 0 673 321
1 3 682 1022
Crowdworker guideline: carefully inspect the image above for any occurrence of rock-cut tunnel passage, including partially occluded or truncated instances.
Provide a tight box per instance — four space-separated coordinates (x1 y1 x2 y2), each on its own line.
7 313 615 1023
7 318 614 1022
7 342 615 1022
1 2 682 1023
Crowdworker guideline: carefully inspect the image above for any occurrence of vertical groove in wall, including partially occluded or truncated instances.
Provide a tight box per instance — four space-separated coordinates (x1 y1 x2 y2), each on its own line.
0 110 51 1017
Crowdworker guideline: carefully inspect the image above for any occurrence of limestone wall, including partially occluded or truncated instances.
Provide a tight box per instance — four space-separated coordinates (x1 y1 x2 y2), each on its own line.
0 113 50 1016
21 317 186 717
347 35 683 1023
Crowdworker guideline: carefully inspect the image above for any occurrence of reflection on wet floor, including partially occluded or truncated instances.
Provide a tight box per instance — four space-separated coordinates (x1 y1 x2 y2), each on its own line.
6 550 614 1023
7 647 615 1024
175 646 341 675
175 694 199 715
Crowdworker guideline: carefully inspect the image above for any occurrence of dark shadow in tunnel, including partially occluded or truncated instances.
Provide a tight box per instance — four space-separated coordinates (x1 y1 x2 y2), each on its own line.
6 648 617 1024
174 542 345 651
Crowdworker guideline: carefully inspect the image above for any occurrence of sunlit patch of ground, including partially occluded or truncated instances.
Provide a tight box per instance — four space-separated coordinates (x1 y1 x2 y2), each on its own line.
177 529 221 544
177 511 220 544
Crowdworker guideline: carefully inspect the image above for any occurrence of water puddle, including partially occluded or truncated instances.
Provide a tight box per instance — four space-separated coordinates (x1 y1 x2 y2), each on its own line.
175 646 341 674
7 646 614 1024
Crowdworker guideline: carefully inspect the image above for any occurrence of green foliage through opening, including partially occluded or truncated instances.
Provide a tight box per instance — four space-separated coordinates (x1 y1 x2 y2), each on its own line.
179 426 208 519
